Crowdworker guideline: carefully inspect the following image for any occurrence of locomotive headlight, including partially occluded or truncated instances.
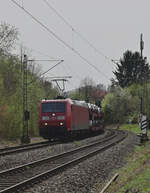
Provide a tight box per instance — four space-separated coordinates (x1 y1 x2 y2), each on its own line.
57 116 65 120
42 116 49 120
60 122 64 126
44 123 48 126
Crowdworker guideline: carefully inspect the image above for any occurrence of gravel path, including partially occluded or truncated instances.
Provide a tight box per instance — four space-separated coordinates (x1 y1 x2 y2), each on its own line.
23 130 138 193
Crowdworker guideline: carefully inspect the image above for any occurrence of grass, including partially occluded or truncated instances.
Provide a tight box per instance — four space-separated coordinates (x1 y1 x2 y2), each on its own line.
120 124 140 134
96 124 150 193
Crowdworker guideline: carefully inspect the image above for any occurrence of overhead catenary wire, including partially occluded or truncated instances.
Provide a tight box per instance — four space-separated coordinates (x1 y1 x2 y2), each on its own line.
42 0 112 62
18 44 70 88
11 0 109 80
18 43 64 84
45 61 79 90
46 62 81 90
28 60 64 85
30 50 61 61
40 60 64 77
17 42 63 63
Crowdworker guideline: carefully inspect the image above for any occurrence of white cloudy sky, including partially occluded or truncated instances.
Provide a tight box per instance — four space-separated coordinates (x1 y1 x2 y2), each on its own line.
1 0 150 90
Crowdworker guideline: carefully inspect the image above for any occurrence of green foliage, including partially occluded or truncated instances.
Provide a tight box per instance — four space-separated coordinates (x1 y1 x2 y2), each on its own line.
105 129 150 193
0 23 60 140
120 124 140 134
114 50 150 88
103 79 150 124
102 86 141 124
108 130 150 193
0 53 59 139
69 89 82 100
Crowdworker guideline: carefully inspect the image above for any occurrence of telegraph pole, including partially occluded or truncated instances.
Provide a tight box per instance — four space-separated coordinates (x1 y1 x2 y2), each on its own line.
21 55 30 144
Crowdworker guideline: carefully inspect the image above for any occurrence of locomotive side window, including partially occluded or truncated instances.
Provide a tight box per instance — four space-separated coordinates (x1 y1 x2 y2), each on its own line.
42 102 66 113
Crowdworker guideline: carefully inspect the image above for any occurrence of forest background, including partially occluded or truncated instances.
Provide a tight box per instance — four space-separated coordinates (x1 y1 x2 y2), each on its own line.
0 23 149 140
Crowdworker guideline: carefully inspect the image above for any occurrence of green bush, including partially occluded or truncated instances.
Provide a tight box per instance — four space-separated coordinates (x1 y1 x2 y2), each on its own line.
102 86 140 124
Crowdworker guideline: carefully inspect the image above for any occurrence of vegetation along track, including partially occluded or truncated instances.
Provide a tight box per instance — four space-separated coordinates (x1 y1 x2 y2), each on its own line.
0 130 127 193
0 141 57 156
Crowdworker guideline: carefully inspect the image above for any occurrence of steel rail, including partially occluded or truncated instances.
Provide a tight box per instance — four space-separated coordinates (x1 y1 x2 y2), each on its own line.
0 141 55 156
0 130 127 193
0 130 116 176
0 129 112 156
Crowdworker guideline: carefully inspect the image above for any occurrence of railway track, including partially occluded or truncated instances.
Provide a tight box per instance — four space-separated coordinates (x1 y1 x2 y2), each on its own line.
0 130 127 193
0 141 56 156
0 130 112 157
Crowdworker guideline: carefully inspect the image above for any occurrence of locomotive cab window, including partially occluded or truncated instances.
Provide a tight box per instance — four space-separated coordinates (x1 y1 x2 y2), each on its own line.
42 102 66 113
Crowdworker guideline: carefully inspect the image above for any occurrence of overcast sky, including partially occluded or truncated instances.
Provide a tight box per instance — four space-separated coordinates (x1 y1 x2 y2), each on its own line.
1 0 150 91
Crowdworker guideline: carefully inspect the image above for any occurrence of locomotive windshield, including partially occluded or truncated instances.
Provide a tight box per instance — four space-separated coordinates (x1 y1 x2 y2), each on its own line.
42 102 66 113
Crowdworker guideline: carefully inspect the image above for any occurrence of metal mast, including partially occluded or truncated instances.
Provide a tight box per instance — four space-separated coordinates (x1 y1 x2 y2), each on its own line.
139 34 149 142
140 34 144 114
21 55 30 144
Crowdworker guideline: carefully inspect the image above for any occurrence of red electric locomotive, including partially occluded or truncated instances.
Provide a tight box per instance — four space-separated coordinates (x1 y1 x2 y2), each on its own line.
39 98 104 140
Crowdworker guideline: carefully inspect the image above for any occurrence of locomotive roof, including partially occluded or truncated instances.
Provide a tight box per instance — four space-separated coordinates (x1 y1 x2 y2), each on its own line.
41 98 71 103
41 98 88 108
41 99 101 110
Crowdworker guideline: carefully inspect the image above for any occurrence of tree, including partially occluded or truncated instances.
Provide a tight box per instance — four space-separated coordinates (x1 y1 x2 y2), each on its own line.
40 80 59 99
79 77 96 103
102 86 140 123
0 22 18 53
113 50 150 88
69 77 107 105
107 78 119 93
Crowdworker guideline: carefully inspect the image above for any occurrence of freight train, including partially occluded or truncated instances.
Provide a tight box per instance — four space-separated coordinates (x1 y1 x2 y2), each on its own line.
39 98 104 140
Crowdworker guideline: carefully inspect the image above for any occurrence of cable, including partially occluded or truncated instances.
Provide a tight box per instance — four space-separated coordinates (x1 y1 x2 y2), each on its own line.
28 48 62 61
42 0 112 62
40 60 64 77
16 42 62 62
28 60 64 85
47 61 81 90
59 63 80 89
11 0 109 80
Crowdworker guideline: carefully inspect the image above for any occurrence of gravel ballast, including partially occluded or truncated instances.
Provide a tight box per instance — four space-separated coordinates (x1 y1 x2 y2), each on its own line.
0 128 138 193
0 129 110 171
24 131 138 193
